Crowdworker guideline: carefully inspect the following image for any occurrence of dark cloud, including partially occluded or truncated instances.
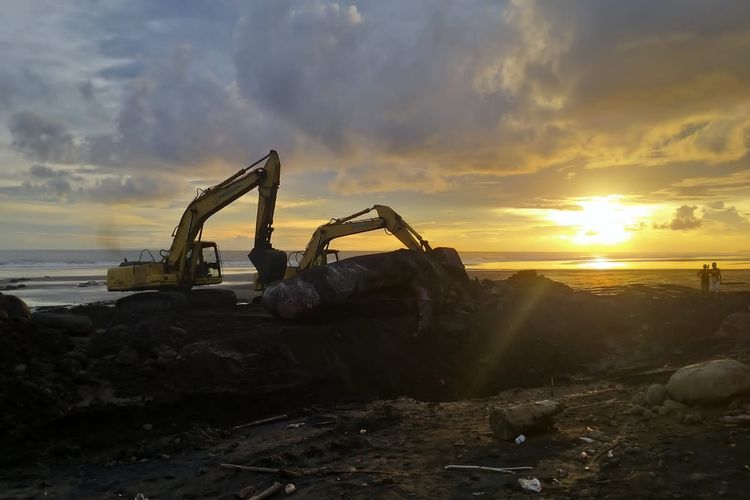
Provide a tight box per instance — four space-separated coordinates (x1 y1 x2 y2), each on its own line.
77 80 96 101
97 45 281 168
82 175 176 203
0 173 178 204
7 45 283 171
30 165 60 178
96 61 145 81
227 0 750 180
0 177 72 201
29 164 85 182
655 205 702 230
9 111 80 163
234 1 519 167
0 68 51 110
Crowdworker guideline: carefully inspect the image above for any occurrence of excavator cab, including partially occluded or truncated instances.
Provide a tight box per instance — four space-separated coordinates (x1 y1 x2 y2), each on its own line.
190 241 223 285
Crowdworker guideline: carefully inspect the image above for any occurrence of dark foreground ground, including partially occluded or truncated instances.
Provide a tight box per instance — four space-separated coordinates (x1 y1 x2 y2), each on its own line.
2 272 750 499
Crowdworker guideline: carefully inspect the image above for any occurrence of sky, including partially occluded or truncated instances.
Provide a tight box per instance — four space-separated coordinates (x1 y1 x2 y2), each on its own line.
1 0 749 255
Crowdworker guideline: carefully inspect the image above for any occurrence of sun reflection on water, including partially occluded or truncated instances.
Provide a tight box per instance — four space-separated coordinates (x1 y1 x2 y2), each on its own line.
578 257 626 270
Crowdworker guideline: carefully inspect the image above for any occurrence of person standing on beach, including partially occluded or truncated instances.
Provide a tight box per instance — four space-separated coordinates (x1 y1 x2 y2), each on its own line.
709 262 722 293
697 264 710 293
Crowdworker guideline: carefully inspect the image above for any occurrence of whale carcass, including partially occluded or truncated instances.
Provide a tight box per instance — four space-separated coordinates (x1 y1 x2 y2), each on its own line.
262 248 473 328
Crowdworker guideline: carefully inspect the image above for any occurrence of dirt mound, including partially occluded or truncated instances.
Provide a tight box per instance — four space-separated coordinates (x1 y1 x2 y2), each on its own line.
1 273 749 466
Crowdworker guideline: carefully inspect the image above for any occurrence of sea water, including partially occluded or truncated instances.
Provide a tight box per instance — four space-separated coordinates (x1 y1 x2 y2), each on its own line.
1 249 748 307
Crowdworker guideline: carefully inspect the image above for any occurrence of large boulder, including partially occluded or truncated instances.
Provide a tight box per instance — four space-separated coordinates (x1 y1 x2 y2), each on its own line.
645 384 667 407
0 293 30 320
666 359 750 405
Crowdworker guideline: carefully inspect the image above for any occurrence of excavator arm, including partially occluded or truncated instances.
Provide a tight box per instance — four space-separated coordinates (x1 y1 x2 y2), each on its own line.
166 150 285 286
295 205 431 272
107 150 286 304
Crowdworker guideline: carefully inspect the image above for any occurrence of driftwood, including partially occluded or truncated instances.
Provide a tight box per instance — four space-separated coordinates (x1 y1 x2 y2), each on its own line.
444 464 534 475
220 464 303 478
247 482 282 500
489 400 562 440
229 414 288 432
565 398 619 411
592 438 623 461
220 463 422 477
236 485 257 499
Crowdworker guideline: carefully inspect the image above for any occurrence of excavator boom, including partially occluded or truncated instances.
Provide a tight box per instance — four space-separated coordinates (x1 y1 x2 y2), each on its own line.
168 151 281 281
294 205 431 273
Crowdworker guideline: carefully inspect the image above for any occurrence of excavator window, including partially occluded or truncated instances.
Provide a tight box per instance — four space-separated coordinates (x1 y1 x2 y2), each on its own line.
325 249 340 264
201 245 221 278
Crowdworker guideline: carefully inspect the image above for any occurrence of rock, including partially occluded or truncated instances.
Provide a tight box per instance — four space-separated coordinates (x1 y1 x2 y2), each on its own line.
115 346 140 366
728 398 744 410
63 350 88 366
31 313 94 336
87 326 130 357
624 405 646 416
58 357 82 376
645 384 668 407
642 408 657 419
153 344 179 367
0 293 30 321
667 359 750 405
176 341 247 390
658 399 687 416
721 414 750 424
489 400 562 440
169 326 188 336
682 412 703 425
716 312 750 338
630 392 645 405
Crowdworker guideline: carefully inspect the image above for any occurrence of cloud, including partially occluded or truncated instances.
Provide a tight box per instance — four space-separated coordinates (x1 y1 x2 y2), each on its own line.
655 205 702 230
9 111 81 163
1 166 180 204
0 178 72 201
3 0 750 212
227 0 750 182
96 61 146 81
702 203 750 230
0 68 51 110
329 165 451 194
28 164 84 182
81 175 177 203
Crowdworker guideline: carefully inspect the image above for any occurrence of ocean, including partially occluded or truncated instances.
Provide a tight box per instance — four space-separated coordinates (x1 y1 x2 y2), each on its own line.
1 249 748 308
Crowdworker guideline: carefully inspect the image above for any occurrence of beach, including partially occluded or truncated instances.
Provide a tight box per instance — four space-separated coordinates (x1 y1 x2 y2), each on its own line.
3 268 750 498
2 249 749 307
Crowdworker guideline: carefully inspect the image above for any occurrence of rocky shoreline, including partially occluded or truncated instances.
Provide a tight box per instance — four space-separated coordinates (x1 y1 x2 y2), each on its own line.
2 272 750 498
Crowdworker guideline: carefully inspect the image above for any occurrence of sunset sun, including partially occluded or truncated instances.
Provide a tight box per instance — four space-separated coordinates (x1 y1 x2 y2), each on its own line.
546 196 652 246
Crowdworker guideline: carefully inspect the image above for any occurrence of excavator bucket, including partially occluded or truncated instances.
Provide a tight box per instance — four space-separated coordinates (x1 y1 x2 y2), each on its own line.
249 246 288 287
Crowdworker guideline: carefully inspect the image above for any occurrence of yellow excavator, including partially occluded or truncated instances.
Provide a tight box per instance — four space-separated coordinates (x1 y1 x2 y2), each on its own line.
107 150 287 310
286 204 431 277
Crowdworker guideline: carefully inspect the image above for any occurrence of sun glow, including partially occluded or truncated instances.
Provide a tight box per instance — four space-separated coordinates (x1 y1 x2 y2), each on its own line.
579 257 626 270
546 196 652 246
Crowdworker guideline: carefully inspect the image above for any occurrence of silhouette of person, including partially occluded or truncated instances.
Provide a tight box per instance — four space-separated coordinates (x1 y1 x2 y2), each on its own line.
709 262 722 293
697 264 710 293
